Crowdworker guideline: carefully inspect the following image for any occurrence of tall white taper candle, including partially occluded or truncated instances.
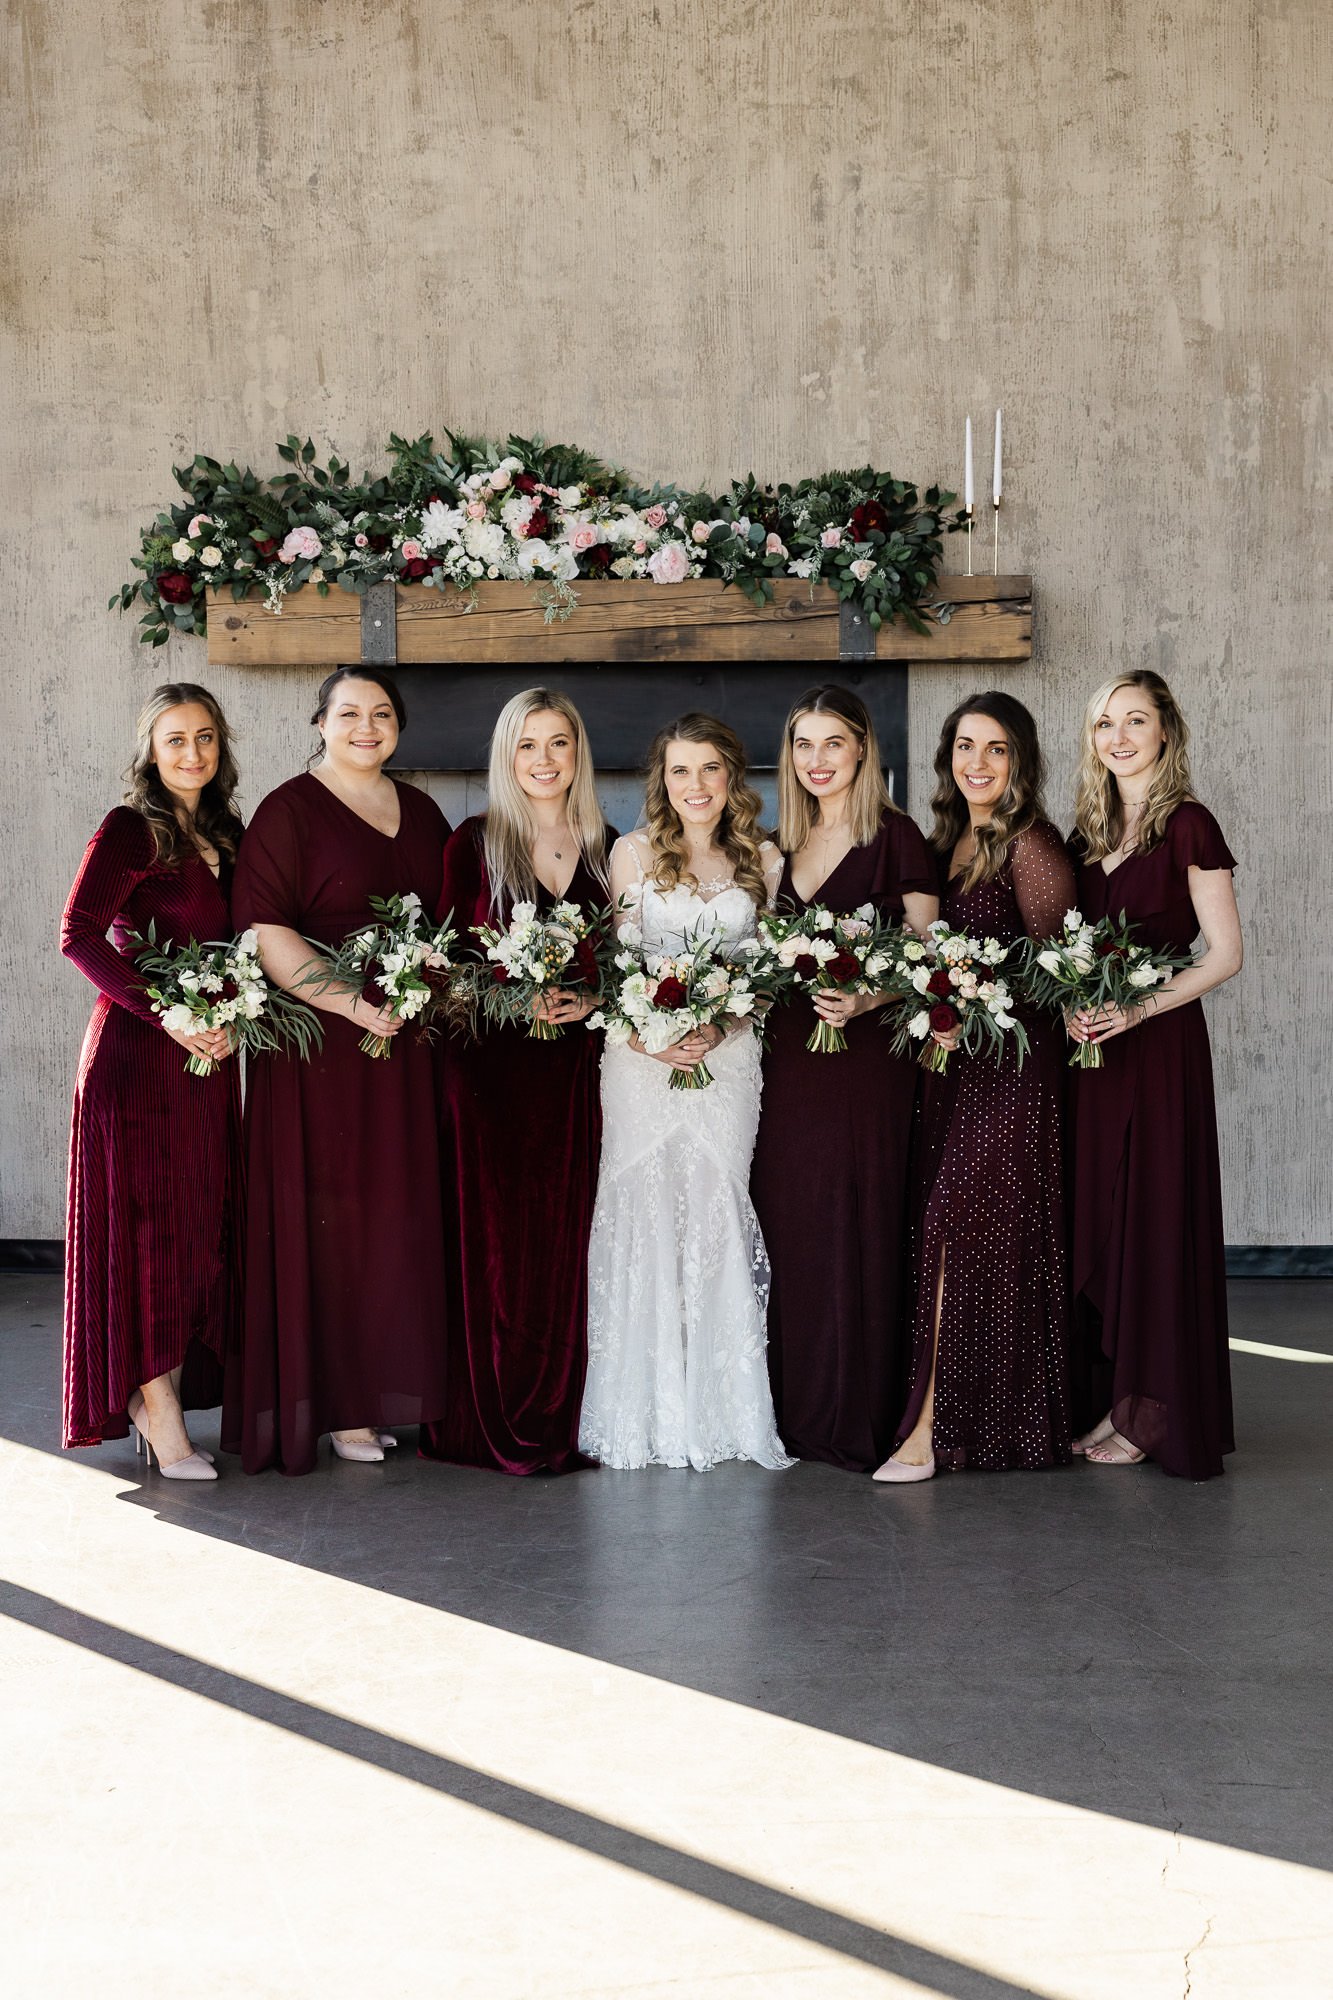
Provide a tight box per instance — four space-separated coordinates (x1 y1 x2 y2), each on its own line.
992 408 1002 505
964 416 974 511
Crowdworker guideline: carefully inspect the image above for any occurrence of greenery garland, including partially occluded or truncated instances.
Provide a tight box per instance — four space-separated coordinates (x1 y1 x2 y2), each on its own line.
113 430 964 647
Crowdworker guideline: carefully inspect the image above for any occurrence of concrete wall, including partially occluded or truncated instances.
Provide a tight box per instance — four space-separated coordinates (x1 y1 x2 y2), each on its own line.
4 0 1329 1242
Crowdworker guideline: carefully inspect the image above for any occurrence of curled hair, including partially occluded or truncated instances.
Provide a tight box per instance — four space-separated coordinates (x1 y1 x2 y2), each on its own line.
309 667 407 765
1073 670 1195 862
929 691 1047 891
481 687 610 914
123 683 243 867
776 683 896 855
642 713 768 907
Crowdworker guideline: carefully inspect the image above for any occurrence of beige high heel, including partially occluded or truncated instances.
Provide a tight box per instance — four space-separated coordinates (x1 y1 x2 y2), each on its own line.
330 1430 385 1463
128 1390 214 1465
130 1405 218 1481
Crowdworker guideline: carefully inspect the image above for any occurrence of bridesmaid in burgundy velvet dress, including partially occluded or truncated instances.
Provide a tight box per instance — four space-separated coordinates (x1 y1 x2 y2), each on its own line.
61 683 244 1479
876 693 1075 1482
421 688 612 1475
223 668 451 1476
1066 670 1243 1478
752 685 938 1471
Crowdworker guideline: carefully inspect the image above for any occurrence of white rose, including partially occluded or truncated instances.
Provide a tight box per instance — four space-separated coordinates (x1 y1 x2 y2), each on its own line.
1128 962 1162 987
161 1003 197 1035
903 940 926 962
558 484 583 509
171 539 193 562
199 545 223 569
511 902 537 926
728 991 756 1017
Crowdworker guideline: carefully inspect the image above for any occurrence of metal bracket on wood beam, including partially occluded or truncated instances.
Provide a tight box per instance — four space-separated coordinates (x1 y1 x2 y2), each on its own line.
360 581 397 665
838 600 876 660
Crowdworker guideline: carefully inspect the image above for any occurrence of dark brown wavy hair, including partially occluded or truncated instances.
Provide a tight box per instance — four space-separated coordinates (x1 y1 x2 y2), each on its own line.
642 713 768 907
929 691 1047 891
123 683 243 866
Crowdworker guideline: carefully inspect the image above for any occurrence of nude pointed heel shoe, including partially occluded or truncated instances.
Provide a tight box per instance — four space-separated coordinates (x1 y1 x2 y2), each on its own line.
330 1431 385 1463
128 1391 214 1465
872 1451 936 1484
130 1407 218 1482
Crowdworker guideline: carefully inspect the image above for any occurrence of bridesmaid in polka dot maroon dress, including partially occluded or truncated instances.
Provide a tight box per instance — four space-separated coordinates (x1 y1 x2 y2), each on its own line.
875 693 1075 1483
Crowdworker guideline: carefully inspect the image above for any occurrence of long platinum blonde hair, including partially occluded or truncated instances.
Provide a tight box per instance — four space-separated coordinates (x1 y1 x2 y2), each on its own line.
929 691 1047 892
123 682 243 866
1073 669 1195 862
482 687 610 913
776 683 896 854
642 713 769 907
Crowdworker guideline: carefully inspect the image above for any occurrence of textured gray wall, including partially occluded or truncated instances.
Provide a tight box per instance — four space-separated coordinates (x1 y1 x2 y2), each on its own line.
3 0 1329 1241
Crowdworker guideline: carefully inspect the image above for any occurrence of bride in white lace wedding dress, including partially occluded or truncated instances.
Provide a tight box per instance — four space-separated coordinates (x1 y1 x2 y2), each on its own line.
579 717 794 1472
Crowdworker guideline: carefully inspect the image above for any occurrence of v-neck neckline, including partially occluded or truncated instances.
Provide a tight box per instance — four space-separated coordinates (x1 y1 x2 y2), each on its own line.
788 840 854 909
306 770 402 841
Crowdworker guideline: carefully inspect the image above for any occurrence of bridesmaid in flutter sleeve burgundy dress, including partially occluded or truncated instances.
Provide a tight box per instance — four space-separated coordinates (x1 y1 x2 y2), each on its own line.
877 694 1075 1482
752 686 938 1471
223 669 451 1476
1066 671 1243 1478
61 685 244 1478
421 688 613 1475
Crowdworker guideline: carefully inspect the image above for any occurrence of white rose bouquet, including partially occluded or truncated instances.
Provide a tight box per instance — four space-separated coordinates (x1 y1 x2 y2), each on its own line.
1020 909 1192 1068
754 902 902 1053
132 925 323 1077
588 925 761 1090
881 920 1029 1074
303 892 459 1058
459 900 611 1040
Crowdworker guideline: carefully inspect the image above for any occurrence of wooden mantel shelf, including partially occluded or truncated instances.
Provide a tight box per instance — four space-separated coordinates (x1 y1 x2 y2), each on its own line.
206 574 1032 669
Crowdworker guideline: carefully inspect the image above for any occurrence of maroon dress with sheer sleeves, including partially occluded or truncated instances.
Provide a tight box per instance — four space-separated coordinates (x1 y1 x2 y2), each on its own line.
421 817 611 1475
60 807 242 1448
751 809 937 1471
222 774 451 1476
1069 801 1236 1479
895 820 1075 1470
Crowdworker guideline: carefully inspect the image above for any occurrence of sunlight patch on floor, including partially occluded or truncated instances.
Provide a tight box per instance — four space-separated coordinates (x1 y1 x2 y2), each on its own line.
1228 1337 1333 1363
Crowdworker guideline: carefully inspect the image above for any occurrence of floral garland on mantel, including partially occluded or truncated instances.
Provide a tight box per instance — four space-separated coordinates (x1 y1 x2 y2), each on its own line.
113 430 964 647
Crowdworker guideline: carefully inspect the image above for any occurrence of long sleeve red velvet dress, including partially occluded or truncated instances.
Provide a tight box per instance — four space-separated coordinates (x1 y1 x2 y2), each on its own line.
60 807 242 1449
223 774 452 1475
895 821 1076 1470
751 808 937 1471
421 817 610 1474
1068 802 1237 1478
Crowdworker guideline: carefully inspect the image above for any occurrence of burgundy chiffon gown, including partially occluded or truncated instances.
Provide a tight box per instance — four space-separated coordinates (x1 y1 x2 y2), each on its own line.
751 808 936 1471
1069 801 1237 1479
223 774 451 1475
61 807 242 1448
896 820 1075 1470
421 817 609 1474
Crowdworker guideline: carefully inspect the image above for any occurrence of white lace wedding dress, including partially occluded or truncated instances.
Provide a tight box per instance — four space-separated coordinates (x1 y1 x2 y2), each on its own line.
580 833 794 1472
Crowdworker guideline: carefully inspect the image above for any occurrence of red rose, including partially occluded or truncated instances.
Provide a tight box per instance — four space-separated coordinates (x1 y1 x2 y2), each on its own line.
254 538 279 563
849 499 890 541
826 949 862 984
426 492 442 505
571 939 601 986
491 964 511 985
653 975 688 1009
401 556 430 579
513 472 539 495
793 953 820 982
368 532 392 553
524 509 551 540
582 544 612 573
360 969 383 1004
422 963 451 997
157 570 194 604
929 1002 957 1033
926 969 953 997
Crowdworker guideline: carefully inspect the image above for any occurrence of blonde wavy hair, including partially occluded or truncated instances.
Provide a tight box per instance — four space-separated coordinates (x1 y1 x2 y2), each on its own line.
1073 670 1195 862
777 683 897 854
482 687 610 914
124 682 243 867
642 713 768 907
929 691 1047 892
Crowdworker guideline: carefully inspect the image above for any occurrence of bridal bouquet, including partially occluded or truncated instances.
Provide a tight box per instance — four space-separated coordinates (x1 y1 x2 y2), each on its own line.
462 900 610 1040
1020 908 1191 1068
882 921 1028 1074
754 903 900 1053
133 926 323 1077
303 892 458 1058
588 926 760 1089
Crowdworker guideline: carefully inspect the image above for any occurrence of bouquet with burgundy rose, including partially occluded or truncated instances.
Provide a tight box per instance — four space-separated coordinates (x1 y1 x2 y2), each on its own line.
754 903 901 1053
132 924 322 1077
458 899 612 1040
1019 908 1192 1068
588 924 761 1090
881 920 1028 1074
301 892 458 1058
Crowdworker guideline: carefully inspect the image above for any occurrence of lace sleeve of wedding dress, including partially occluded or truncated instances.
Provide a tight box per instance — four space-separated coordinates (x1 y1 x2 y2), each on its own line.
760 840 784 911
1012 820 1078 940
608 832 648 937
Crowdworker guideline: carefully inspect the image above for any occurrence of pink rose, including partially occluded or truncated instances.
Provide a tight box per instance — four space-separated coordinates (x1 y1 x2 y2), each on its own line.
188 514 213 539
354 533 369 548
489 468 511 491
690 520 712 545
643 505 668 530
647 540 691 585
400 539 424 562
277 525 322 563
569 523 601 553
765 533 787 557
821 526 844 549
466 500 487 521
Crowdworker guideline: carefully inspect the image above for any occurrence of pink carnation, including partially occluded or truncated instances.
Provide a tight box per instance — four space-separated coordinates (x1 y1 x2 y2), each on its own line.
400 539 424 562
568 523 601 553
643 505 668 530
278 525 322 563
820 526 844 549
647 541 691 585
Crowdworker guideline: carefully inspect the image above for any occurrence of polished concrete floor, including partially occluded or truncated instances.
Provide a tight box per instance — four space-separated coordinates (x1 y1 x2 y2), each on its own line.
1 1275 1330 1999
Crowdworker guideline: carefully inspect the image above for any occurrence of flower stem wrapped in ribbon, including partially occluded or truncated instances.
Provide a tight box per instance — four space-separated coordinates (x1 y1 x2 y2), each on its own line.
132 924 323 1077
588 923 761 1090
459 899 611 1040
301 891 458 1058
1019 908 1193 1068
881 919 1029 1074
753 902 902 1053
